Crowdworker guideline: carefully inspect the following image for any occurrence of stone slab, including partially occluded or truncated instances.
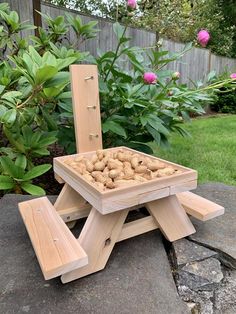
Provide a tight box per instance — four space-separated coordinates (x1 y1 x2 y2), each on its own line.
0 194 188 314
189 183 236 269
173 238 217 266
215 270 236 314
177 258 223 291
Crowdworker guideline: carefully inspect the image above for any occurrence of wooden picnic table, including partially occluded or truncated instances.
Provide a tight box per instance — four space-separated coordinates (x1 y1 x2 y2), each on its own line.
18 65 224 284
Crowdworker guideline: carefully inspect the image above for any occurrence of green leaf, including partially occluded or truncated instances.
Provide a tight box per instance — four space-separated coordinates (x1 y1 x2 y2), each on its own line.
21 182 46 196
43 87 61 98
146 125 161 144
44 72 70 88
35 66 58 85
113 22 125 40
0 175 15 190
22 164 51 181
0 104 7 118
125 142 153 154
2 108 16 125
15 155 27 170
102 120 127 138
207 71 216 82
0 156 24 179
41 108 58 131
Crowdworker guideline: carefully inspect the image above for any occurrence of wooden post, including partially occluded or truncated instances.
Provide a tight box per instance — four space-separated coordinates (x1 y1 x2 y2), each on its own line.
33 0 42 37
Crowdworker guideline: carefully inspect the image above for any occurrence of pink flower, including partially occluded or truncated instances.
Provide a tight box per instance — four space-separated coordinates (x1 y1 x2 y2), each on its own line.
230 73 236 79
127 0 137 10
143 72 157 84
172 71 180 80
197 30 210 47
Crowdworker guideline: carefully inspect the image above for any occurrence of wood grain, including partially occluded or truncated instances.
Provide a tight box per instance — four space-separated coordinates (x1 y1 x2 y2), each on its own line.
117 216 158 242
146 195 196 242
19 197 88 280
177 191 225 221
61 207 128 283
70 65 103 153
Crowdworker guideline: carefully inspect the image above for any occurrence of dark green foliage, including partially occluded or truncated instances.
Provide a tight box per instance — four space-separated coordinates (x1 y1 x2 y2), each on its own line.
0 2 234 195
0 3 98 195
211 89 236 114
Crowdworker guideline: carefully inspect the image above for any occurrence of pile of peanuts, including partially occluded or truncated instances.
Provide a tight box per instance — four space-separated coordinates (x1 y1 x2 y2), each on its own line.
64 149 181 191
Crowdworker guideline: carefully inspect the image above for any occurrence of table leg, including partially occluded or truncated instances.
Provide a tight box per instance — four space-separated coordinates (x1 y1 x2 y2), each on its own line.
54 184 91 226
146 195 196 242
61 207 128 283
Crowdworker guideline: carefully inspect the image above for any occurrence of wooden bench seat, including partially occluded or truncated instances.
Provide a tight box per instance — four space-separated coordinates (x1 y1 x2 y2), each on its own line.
177 191 224 221
19 197 88 280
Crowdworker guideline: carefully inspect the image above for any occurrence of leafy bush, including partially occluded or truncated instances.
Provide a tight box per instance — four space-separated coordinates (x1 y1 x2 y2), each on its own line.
211 89 236 114
0 3 234 195
0 3 98 195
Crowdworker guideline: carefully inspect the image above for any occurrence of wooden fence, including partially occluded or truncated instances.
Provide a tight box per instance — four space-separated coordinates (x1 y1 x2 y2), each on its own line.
3 0 236 83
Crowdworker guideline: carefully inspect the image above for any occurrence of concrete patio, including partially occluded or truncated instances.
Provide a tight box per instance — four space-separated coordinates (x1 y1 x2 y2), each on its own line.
1 183 236 314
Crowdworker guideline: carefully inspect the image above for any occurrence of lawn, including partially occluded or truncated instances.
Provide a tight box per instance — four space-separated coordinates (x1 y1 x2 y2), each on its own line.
153 115 236 186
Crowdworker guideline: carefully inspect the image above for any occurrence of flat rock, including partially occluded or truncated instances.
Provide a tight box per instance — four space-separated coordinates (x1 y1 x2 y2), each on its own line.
0 194 188 314
215 270 236 313
177 258 223 291
178 285 214 314
189 183 236 269
173 238 217 266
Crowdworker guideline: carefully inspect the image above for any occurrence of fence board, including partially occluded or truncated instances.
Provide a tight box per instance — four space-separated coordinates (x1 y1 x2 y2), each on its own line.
210 54 236 74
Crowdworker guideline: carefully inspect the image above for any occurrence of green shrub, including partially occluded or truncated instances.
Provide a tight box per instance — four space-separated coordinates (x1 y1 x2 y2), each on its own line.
0 3 98 195
0 2 235 195
211 89 236 113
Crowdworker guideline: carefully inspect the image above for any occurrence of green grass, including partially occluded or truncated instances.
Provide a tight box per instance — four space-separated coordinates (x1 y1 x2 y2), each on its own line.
153 115 236 186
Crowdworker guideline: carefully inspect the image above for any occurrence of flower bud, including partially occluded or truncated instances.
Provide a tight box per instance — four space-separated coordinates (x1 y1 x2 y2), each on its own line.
197 30 210 47
172 71 180 80
143 72 157 84
127 0 137 10
168 90 174 96
230 73 236 80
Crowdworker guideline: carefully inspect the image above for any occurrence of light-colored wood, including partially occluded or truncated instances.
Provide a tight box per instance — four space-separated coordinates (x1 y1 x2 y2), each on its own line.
117 216 158 242
70 64 103 153
18 197 88 280
58 205 91 223
61 207 128 283
54 183 91 213
54 146 197 214
170 180 197 194
146 195 196 242
54 173 65 184
58 204 143 223
177 191 225 221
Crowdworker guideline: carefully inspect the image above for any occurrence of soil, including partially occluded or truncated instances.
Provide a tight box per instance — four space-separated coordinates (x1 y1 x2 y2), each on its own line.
33 144 65 195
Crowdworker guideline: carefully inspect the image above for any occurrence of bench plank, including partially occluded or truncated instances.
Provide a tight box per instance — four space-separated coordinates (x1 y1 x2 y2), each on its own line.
177 191 225 221
19 197 88 280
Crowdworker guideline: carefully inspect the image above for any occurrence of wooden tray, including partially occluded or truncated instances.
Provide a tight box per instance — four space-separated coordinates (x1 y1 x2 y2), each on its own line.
54 147 197 214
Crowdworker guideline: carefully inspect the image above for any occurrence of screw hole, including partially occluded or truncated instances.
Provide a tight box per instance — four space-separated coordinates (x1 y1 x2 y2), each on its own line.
105 238 111 246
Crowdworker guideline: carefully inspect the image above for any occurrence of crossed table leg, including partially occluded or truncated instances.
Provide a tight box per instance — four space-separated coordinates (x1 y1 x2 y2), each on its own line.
55 184 195 283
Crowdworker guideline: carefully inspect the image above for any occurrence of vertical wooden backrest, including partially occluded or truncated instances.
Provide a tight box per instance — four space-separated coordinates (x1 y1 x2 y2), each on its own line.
70 65 103 153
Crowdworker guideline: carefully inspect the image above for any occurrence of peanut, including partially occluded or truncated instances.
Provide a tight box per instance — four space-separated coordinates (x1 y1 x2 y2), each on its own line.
94 161 105 171
135 165 148 174
85 160 94 172
91 154 98 164
109 169 121 179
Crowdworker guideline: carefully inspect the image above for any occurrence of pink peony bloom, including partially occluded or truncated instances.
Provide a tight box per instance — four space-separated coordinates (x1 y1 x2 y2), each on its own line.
197 30 210 47
143 72 157 84
172 71 180 80
230 73 236 79
127 0 137 10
